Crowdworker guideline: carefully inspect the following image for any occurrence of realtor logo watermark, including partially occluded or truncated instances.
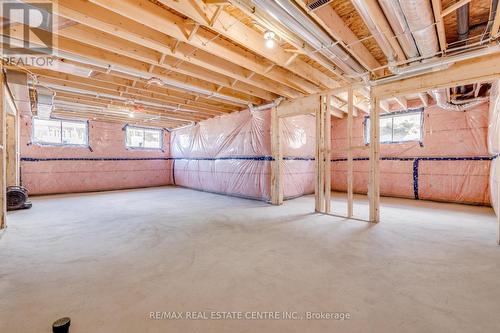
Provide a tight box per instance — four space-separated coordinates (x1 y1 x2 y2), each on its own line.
1 1 55 61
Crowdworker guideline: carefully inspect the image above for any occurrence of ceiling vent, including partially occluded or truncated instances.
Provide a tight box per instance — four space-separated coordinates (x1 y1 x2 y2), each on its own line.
306 0 333 11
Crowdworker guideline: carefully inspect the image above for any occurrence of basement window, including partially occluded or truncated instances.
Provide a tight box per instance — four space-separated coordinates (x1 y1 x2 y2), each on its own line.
364 109 423 144
33 118 88 146
125 126 162 149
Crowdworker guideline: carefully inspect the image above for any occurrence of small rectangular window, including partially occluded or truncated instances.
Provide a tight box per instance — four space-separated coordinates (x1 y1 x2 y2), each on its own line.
365 109 423 144
125 126 162 149
33 118 88 146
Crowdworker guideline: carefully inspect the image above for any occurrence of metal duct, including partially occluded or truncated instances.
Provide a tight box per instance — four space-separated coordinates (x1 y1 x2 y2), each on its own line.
398 0 439 58
351 0 398 62
431 89 486 111
251 0 366 76
378 0 420 59
35 87 55 119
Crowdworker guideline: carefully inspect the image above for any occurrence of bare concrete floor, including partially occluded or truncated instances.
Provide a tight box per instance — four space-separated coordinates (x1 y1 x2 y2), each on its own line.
0 186 499 333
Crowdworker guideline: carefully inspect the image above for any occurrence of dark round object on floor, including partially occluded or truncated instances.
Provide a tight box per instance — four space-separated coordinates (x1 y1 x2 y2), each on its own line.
6 186 29 210
52 317 71 333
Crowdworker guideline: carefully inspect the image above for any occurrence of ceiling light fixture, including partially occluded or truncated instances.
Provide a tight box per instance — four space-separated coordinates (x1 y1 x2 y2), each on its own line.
264 30 276 48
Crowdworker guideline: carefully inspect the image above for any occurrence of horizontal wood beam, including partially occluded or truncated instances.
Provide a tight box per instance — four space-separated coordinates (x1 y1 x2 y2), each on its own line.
441 0 471 17
372 52 500 99
278 94 320 118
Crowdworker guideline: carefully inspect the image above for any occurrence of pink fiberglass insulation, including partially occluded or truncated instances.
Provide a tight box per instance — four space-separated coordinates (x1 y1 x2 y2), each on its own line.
20 116 172 195
281 114 315 199
489 81 500 214
331 100 493 205
170 109 272 201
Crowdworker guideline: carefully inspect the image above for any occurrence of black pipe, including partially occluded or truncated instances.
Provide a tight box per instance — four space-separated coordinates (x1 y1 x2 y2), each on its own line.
457 3 470 43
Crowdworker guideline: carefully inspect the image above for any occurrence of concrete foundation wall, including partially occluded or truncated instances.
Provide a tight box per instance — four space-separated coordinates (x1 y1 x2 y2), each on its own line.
20 115 172 195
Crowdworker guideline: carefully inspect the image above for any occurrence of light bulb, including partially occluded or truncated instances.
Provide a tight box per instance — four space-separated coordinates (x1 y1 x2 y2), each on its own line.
264 30 276 49
129 112 135 118
265 38 275 49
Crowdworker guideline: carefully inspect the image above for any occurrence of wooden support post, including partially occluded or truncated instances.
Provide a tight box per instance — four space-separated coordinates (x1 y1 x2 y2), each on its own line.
315 95 323 212
270 106 283 205
347 87 354 218
6 113 19 187
368 95 380 223
319 96 325 212
0 70 6 229
324 95 331 214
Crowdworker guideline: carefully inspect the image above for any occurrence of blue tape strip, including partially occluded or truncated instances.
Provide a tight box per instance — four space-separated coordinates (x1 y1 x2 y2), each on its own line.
21 153 498 202
171 156 274 161
172 159 176 186
413 159 420 200
21 157 170 162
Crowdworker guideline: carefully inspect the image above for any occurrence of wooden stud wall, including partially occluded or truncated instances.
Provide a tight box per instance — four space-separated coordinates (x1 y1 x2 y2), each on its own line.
270 106 283 205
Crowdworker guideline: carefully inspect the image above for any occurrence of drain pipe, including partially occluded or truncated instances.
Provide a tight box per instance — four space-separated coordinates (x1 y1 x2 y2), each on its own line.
351 0 399 62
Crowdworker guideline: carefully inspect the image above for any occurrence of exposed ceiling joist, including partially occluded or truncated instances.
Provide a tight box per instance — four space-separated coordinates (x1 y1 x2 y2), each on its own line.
431 0 448 52
55 23 277 102
56 0 302 99
154 0 340 89
87 0 323 94
293 0 381 74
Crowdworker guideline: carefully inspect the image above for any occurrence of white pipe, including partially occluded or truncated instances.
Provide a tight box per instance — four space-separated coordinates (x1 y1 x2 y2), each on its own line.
250 0 365 76
4 35 248 105
431 89 486 111
351 0 397 62
170 122 197 131
55 100 189 122
56 51 248 105
248 97 284 112
373 43 500 83
36 82 203 114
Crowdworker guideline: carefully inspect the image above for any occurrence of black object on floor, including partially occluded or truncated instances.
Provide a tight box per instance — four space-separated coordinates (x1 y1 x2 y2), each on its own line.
52 317 71 333
6 186 32 211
